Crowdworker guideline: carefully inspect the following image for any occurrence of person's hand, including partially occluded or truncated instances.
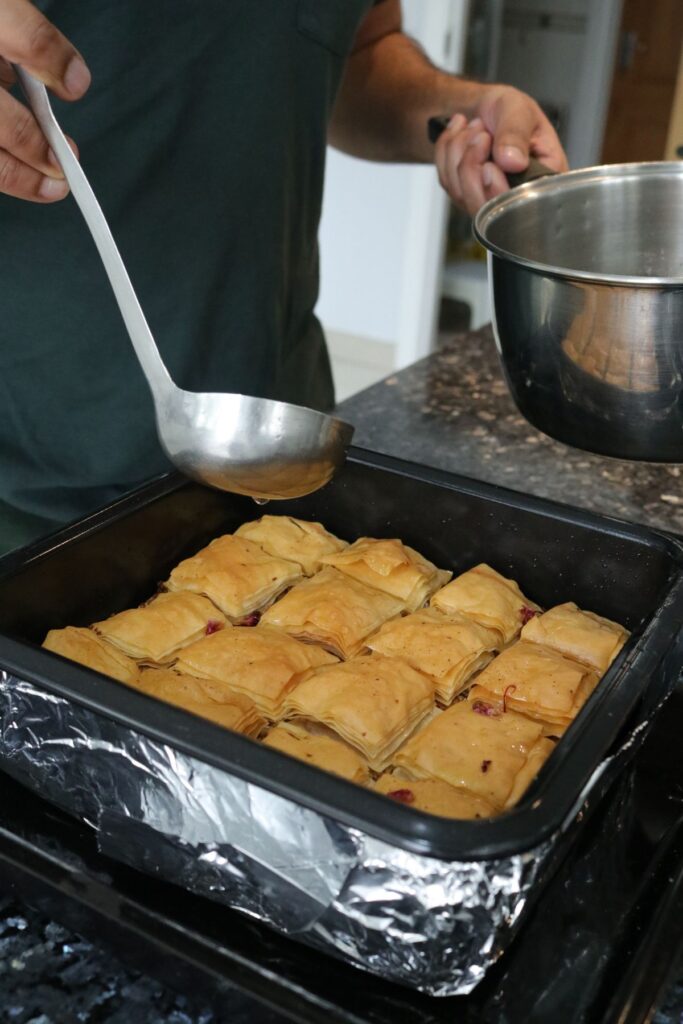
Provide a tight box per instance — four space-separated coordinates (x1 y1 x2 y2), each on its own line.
434 84 568 216
0 0 90 203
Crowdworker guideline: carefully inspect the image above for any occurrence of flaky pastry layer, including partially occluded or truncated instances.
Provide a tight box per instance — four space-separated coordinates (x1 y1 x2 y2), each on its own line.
283 653 434 771
93 591 227 665
43 626 139 685
173 624 336 718
366 607 498 704
320 537 451 612
165 534 302 619
264 722 369 783
472 640 600 727
393 697 544 808
521 601 629 673
430 563 540 644
235 516 347 576
136 668 265 737
261 567 404 659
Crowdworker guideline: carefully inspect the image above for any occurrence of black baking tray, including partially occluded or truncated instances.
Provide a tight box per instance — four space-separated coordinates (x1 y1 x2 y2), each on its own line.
0 447 682 863
2 673 683 1024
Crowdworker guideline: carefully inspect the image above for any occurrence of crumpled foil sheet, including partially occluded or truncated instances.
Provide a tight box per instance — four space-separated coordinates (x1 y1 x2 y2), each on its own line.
0 671 589 996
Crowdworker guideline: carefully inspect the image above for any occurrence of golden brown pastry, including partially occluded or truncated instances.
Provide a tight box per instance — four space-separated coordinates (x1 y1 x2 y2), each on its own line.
165 534 303 620
467 684 567 738
521 601 629 674
393 697 545 808
93 591 228 666
471 640 600 728
235 515 347 576
430 563 541 644
173 624 336 719
282 654 435 772
264 722 370 783
136 668 265 737
366 607 498 705
503 737 556 808
43 626 139 685
320 537 451 612
372 773 496 819
260 566 404 659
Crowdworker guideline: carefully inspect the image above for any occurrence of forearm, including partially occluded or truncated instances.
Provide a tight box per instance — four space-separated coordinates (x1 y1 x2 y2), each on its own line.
329 31 484 163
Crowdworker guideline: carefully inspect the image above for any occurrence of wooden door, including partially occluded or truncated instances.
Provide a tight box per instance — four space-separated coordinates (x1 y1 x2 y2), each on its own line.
601 0 683 163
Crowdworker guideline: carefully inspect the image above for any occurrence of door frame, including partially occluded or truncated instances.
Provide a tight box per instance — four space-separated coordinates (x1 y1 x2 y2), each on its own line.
566 0 624 168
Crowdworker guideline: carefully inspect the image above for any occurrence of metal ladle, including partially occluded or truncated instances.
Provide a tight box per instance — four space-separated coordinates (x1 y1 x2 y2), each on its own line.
16 67 353 500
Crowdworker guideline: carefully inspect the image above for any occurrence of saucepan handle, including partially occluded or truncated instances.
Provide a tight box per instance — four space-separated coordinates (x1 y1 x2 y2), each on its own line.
427 115 556 188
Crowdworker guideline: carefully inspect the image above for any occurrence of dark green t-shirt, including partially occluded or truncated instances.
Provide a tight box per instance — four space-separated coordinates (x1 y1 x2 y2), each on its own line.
0 0 371 521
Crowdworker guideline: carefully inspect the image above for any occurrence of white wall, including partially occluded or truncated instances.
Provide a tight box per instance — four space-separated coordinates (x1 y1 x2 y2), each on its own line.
316 0 468 369
494 0 622 168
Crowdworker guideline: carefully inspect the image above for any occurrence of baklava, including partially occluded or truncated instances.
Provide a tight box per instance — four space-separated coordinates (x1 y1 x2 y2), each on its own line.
264 722 370 783
165 534 303 620
393 697 548 809
470 640 600 729
136 667 265 737
372 773 496 819
430 563 541 644
173 624 337 719
520 601 629 674
260 566 404 659
320 537 451 612
282 654 435 772
235 515 347 576
93 591 227 666
366 607 499 705
43 626 139 686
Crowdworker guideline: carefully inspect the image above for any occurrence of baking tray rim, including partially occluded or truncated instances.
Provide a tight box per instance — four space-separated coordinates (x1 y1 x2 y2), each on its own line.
0 447 682 863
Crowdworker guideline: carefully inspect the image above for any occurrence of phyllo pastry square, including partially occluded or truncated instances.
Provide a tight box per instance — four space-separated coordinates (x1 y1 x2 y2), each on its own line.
260 567 404 659
320 537 451 612
503 736 556 809
467 685 567 738
521 601 629 674
372 774 496 819
165 534 303 620
430 563 541 644
43 626 138 685
93 591 228 666
264 722 370 783
282 654 435 772
136 668 264 737
173 624 336 719
235 515 347 576
393 698 545 809
366 607 498 705
471 640 600 728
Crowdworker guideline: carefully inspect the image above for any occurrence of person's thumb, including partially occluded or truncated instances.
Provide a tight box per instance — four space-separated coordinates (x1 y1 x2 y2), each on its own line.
490 102 537 172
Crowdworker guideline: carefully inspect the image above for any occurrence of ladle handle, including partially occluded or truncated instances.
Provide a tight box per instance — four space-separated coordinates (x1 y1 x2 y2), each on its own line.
14 66 173 401
427 115 556 189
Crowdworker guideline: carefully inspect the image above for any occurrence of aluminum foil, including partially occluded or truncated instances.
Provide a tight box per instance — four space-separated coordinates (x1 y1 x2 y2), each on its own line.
0 670 608 996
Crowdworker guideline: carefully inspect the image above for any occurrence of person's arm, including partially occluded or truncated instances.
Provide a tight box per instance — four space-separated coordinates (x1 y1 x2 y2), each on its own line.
0 0 89 202
329 0 568 215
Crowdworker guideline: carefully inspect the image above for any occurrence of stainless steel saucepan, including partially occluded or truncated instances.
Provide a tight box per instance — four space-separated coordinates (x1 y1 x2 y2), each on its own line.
473 161 683 462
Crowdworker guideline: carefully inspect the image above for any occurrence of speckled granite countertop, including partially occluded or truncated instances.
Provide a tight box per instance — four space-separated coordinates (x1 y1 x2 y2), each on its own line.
1 325 682 1023
339 326 683 536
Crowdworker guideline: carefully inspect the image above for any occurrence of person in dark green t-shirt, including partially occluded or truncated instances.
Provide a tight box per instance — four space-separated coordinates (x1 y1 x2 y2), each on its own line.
0 0 566 551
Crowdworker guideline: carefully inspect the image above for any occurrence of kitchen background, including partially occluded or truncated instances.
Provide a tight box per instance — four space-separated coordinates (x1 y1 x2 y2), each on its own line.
318 0 683 400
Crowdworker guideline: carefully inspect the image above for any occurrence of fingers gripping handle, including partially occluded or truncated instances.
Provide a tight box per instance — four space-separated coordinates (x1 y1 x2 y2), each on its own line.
427 115 556 189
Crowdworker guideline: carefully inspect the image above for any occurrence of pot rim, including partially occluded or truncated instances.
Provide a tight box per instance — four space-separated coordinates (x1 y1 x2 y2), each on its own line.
473 161 683 288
